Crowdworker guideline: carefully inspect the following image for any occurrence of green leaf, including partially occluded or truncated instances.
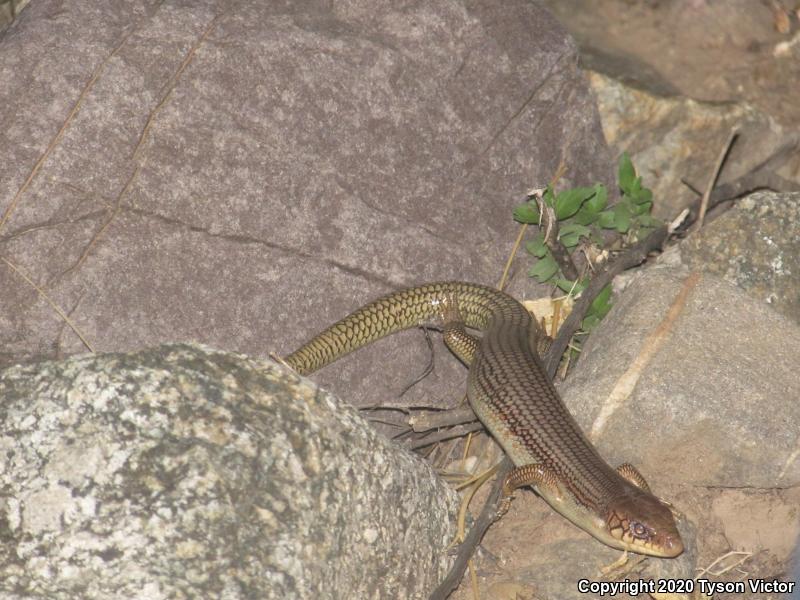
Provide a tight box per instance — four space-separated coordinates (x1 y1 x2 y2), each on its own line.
543 186 555 207
558 223 591 248
613 202 631 233
598 210 616 229
586 184 608 212
632 201 652 216
590 230 606 245
581 314 601 332
636 214 663 228
513 202 540 224
555 278 587 294
574 206 599 225
560 223 591 236
596 302 612 318
525 233 548 258
528 253 559 282
590 284 613 318
618 152 636 194
614 212 630 233
628 184 653 205
559 234 578 249
554 187 596 220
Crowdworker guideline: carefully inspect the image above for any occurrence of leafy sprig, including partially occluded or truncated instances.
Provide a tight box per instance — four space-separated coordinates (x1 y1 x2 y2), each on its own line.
513 153 661 331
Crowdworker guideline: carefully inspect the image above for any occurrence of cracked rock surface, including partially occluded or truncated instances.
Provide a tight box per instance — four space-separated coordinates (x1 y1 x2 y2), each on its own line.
0 343 459 599
0 0 616 411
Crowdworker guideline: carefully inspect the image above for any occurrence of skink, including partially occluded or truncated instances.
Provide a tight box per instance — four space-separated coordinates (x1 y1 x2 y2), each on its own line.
284 281 683 557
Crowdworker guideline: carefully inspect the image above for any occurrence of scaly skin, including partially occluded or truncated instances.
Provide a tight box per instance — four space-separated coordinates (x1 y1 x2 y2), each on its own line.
284 281 683 557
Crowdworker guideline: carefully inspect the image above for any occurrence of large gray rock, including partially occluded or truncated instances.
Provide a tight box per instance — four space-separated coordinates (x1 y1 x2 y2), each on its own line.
564 265 800 489
563 195 800 492
0 0 615 410
0 344 459 599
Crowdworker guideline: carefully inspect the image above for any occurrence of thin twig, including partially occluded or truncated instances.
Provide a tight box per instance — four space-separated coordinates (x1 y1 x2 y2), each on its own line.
497 223 527 292
692 169 800 213
681 136 800 220
692 128 739 232
497 160 568 292
450 463 501 547
468 559 479 600
0 29 135 233
131 14 221 163
1 256 95 352
63 162 140 276
433 438 461 471
544 224 669 378
589 272 700 440
364 416 409 429
399 326 436 397
429 458 514 600
408 405 476 432
668 208 690 234
407 422 484 450
268 352 295 371
679 177 703 197
540 201 579 281
696 551 752 578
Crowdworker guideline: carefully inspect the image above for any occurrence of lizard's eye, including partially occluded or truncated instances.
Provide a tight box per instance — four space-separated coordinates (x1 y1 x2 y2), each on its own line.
630 521 649 539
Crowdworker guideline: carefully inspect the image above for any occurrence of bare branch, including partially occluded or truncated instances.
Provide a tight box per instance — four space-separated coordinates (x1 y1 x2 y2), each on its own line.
408 405 476 432
428 458 514 600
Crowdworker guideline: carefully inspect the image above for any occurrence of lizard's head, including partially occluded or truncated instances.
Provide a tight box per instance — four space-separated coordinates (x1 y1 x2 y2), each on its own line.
603 489 684 557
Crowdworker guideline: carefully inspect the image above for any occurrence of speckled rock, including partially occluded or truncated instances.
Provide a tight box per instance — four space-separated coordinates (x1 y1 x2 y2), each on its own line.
0 344 459 599
679 190 800 322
